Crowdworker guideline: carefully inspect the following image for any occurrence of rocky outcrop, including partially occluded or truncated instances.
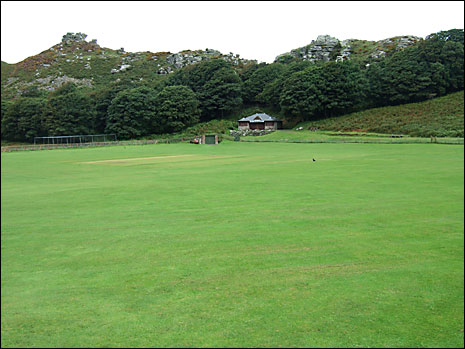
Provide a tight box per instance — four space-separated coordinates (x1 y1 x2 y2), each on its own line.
165 52 203 69
14 75 93 95
275 34 421 63
154 49 256 74
61 32 88 43
338 40 352 61
110 64 131 74
379 35 421 50
370 35 421 59
276 35 345 63
1 31 425 99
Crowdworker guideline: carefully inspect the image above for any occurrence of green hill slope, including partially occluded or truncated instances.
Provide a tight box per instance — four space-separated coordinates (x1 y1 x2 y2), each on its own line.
1 32 424 100
2 31 463 142
0 33 256 100
300 91 464 137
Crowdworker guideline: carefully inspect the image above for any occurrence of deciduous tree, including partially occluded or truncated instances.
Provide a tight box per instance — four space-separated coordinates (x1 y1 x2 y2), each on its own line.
105 86 158 139
155 85 200 133
43 83 96 136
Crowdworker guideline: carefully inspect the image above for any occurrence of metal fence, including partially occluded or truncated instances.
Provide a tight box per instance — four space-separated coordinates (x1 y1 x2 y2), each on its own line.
239 137 464 145
2 135 463 152
1 137 188 152
34 134 117 145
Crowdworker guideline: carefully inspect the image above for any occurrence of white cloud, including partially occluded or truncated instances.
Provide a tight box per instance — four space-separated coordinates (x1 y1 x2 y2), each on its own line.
1 1 464 64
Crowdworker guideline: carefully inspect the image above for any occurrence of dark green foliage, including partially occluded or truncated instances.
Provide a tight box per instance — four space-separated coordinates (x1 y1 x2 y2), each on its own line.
1 29 463 141
238 62 262 82
154 119 236 140
2 97 46 141
257 61 314 110
275 54 298 64
367 30 464 107
91 82 130 133
1 100 13 131
164 59 243 120
283 60 315 74
197 67 242 120
165 58 230 91
242 63 285 103
417 29 464 93
43 83 96 136
367 48 447 106
21 85 48 98
280 61 368 120
426 28 464 44
440 40 464 91
279 66 321 118
258 78 285 109
105 86 158 139
155 85 200 133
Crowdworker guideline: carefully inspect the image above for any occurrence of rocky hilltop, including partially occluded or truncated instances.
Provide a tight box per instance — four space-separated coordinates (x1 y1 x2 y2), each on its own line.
1 32 422 99
1 32 257 98
275 34 421 63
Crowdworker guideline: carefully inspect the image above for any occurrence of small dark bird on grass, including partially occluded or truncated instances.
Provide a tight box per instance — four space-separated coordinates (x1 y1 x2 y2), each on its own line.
313 158 316 162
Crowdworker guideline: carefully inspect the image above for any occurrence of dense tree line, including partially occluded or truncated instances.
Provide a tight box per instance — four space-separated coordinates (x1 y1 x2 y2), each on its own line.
1 29 463 141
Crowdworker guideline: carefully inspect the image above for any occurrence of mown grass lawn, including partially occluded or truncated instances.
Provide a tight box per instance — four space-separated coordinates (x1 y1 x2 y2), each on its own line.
1 141 464 348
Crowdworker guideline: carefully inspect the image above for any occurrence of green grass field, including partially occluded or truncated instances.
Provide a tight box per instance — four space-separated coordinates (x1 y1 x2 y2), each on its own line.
1 141 464 348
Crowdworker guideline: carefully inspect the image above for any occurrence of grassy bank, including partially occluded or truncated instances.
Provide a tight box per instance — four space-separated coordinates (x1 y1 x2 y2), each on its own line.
299 90 464 137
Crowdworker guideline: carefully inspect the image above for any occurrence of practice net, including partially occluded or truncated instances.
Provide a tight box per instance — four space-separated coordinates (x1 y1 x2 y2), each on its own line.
34 134 117 145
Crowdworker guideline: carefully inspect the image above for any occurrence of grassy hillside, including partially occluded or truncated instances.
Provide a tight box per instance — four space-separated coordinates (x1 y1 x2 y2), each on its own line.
0 37 255 100
2 32 462 142
1 32 425 100
300 90 464 137
1 41 165 99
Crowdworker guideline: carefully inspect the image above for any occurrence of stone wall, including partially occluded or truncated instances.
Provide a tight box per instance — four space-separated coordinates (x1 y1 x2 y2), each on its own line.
230 129 274 137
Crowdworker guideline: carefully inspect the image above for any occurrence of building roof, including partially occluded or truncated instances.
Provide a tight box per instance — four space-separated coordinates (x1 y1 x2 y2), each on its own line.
238 113 281 123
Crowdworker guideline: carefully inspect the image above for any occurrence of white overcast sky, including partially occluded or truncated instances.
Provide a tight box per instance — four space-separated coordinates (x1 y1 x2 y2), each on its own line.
1 1 464 64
